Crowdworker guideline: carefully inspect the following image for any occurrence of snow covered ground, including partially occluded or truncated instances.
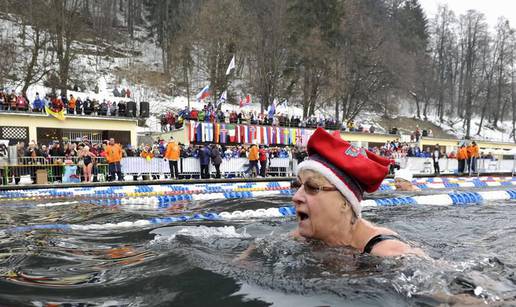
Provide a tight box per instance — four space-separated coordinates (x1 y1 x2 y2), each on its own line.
2 13 514 143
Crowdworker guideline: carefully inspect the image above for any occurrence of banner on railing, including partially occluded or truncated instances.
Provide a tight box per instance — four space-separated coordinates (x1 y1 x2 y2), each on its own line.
186 121 314 146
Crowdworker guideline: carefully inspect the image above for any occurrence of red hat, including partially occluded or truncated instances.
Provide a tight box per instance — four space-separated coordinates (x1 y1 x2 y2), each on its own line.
296 128 390 217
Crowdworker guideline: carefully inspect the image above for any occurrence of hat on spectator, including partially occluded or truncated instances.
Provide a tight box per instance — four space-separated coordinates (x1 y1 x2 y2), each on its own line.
394 168 413 183
296 128 390 217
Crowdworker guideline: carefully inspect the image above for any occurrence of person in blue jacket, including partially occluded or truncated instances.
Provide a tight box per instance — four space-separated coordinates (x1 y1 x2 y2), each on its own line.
198 145 211 179
33 93 44 112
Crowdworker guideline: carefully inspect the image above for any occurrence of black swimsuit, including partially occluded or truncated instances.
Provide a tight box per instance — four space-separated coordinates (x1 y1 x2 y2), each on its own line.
363 234 402 254
83 155 92 166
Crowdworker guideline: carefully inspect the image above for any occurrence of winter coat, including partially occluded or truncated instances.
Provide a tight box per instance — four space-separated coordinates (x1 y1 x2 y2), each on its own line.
199 146 211 166
248 145 259 161
211 147 222 166
164 141 180 161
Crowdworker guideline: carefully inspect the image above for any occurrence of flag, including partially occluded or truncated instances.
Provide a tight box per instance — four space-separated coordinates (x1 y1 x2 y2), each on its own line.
45 106 65 121
196 84 210 101
225 55 235 75
283 128 290 145
214 123 220 143
267 99 276 118
188 122 196 142
296 128 302 144
220 124 227 144
278 99 288 113
244 125 249 143
256 126 261 145
201 123 208 142
263 127 269 145
249 126 256 144
228 124 236 142
217 90 227 108
196 122 202 142
206 123 214 142
239 95 251 108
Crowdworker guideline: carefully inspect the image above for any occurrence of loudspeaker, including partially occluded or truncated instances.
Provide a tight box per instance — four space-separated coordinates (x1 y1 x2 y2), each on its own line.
126 101 136 117
140 101 149 118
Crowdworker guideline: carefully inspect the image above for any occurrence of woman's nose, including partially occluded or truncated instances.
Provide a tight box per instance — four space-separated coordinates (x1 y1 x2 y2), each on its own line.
292 187 305 206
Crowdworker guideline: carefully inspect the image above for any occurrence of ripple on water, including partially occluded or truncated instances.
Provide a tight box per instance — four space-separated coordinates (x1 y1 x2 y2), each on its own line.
1 195 516 305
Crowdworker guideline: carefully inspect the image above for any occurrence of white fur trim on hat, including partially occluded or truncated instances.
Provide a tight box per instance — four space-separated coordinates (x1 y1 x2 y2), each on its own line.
394 168 413 182
296 160 362 218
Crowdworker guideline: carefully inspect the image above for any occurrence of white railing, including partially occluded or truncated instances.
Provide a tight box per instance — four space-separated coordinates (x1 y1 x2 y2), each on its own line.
2 156 515 185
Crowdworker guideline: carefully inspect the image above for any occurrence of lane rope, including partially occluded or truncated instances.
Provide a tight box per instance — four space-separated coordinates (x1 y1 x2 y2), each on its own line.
3 190 515 233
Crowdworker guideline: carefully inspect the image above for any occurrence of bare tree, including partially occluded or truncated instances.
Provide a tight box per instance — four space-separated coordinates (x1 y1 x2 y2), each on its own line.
457 10 488 138
49 0 86 95
17 1 55 94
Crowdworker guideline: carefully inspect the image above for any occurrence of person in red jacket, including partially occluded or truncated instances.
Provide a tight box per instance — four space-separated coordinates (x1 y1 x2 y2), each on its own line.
258 145 268 177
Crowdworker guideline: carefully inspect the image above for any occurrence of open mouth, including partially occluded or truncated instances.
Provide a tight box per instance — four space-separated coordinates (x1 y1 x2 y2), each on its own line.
298 211 309 221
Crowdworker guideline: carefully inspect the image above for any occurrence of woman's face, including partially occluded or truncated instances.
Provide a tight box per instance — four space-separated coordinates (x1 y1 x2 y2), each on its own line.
292 170 344 240
394 178 412 191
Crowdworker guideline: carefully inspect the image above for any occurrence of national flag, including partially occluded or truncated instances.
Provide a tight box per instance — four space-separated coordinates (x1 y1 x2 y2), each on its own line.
188 121 196 142
278 99 288 113
263 127 268 145
239 95 251 108
196 122 202 142
249 126 256 144
256 126 261 145
214 123 220 143
206 123 213 142
283 128 290 145
276 127 281 144
267 99 276 118
217 90 227 108
45 106 65 121
291 128 297 145
228 124 236 142
220 124 227 144
225 55 236 75
243 125 249 144
296 128 302 144
196 84 210 101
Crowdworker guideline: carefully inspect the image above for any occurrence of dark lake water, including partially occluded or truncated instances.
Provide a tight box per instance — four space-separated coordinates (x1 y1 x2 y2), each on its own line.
1 189 516 306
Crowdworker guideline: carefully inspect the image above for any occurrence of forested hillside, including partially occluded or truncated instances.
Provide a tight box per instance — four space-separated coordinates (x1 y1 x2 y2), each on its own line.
1 0 515 140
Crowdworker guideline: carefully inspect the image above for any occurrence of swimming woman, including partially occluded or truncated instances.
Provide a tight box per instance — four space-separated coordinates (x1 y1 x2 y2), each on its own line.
292 128 423 257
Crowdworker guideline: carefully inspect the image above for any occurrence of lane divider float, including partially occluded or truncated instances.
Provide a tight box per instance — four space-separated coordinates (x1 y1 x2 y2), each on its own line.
3 190 515 233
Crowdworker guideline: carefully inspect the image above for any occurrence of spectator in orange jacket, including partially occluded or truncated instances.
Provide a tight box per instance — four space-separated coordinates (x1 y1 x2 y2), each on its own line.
105 138 123 181
457 144 468 174
68 94 76 114
468 141 480 173
244 144 260 177
164 137 181 179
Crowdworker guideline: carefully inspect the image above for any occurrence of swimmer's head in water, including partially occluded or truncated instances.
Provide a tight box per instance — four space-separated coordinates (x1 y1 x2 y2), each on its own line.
295 128 390 217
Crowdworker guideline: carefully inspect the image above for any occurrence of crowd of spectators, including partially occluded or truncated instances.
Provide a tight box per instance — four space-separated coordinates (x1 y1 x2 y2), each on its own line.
0 89 134 117
159 102 380 134
0 132 500 185
0 135 304 184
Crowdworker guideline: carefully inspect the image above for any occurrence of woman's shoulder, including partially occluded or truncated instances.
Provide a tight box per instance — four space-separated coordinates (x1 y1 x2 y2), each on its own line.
366 227 424 257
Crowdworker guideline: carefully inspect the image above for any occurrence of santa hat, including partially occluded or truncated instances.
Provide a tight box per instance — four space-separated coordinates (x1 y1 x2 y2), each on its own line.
296 128 390 217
